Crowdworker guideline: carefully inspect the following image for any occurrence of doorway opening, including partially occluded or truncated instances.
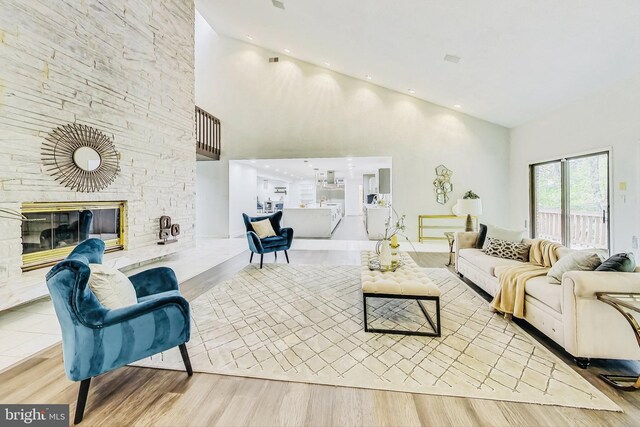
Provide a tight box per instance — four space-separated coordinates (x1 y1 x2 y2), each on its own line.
229 157 392 240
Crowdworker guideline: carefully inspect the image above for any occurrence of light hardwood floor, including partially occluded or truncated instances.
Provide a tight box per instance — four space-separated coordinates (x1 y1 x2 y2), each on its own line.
1 250 639 426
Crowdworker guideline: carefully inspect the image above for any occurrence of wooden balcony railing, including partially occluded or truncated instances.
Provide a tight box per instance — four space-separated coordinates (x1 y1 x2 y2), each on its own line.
535 209 608 249
196 106 220 160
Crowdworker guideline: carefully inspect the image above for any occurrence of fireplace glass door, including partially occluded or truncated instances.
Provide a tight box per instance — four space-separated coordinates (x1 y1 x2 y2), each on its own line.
21 202 125 270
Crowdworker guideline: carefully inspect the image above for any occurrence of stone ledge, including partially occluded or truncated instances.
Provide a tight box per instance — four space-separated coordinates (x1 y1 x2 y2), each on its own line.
0 241 193 312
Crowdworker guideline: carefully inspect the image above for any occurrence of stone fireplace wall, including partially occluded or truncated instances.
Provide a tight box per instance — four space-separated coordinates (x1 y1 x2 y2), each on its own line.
0 1 196 285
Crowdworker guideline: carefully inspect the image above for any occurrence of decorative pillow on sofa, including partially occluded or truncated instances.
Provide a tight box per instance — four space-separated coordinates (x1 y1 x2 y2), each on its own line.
88 264 138 309
596 252 637 272
484 238 531 262
475 224 488 249
547 251 603 284
482 225 525 250
251 219 277 239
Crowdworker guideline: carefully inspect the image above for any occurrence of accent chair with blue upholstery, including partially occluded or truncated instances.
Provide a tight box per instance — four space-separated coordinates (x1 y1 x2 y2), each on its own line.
243 211 293 268
46 238 192 424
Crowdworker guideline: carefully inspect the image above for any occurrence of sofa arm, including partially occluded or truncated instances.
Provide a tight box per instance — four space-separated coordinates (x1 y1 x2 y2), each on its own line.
454 232 478 272
561 271 640 359
563 271 640 299
454 232 478 252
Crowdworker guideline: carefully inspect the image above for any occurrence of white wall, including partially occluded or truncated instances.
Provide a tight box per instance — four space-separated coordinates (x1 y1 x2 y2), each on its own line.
195 13 511 239
509 73 640 254
345 178 363 216
228 162 258 237
196 161 229 237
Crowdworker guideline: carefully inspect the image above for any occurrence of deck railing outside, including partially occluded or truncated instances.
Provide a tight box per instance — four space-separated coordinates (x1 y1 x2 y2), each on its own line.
535 208 608 249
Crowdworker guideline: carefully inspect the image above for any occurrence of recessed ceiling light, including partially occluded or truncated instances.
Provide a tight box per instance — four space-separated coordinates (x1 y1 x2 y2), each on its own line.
250 160 256 163
408 89 416 94
444 54 461 64
246 35 254 41
365 75 372 80
284 48 291 54
454 104 462 108
275 168 280 172
324 62 331 67
347 158 353 161
265 165 270 168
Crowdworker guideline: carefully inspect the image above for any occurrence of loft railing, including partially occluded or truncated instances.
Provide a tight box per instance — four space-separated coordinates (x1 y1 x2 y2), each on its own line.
535 208 608 249
195 106 221 160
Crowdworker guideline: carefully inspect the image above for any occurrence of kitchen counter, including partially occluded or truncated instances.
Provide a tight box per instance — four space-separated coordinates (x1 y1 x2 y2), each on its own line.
283 204 343 238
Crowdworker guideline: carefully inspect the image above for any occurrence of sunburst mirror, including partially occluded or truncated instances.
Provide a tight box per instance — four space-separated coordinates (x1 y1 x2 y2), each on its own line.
42 123 120 192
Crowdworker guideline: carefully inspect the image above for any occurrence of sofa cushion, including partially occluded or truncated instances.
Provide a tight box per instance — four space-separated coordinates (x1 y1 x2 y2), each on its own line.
525 275 562 313
484 238 531 262
261 236 288 248
482 224 526 249
547 250 603 284
476 224 488 249
251 219 277 239
88 264 138 309
596 252 637 272
459 248 524 276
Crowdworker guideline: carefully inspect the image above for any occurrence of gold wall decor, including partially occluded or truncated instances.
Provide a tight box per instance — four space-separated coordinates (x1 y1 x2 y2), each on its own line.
42 123 120 192
433 164 453 204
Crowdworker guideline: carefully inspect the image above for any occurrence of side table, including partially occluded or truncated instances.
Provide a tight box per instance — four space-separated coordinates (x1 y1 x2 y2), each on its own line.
596 292 640 391
444 232 455 266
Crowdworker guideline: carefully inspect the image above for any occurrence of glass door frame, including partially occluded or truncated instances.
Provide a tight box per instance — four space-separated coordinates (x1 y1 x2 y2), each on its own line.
529 150 611 251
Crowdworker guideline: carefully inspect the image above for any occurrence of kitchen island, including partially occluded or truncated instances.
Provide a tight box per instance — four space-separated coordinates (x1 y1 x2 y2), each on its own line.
365 205 391 240
282 204 343 238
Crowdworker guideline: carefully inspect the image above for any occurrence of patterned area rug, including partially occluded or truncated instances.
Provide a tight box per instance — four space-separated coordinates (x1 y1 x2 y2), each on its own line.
133 264 619 411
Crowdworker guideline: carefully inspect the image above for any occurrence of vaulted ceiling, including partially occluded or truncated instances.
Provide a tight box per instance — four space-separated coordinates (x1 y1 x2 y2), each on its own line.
197 0 640 127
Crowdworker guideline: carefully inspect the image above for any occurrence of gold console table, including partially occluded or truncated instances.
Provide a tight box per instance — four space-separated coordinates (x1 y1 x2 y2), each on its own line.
418 215 477 243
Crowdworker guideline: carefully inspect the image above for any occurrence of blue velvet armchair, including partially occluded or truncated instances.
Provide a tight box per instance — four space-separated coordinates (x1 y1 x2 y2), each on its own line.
243 211 293 268
46 239 192 424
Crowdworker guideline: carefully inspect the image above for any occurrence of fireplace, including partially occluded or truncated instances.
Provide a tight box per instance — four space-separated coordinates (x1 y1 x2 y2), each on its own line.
21 201 126 271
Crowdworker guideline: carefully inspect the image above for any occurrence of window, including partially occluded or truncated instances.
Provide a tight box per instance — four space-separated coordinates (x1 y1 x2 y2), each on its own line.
530 151 609 251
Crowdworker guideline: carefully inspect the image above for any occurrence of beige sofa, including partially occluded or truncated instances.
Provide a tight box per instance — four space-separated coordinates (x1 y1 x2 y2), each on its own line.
455 231 640 367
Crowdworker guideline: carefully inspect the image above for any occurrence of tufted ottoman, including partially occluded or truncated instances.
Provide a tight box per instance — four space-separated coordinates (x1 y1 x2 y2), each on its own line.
361 251 441 337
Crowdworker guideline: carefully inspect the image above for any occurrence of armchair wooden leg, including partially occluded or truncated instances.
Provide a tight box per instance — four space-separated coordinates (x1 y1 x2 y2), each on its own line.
260 254 264 269
250 252 254 263
74 378 91 424
179 344 193 377
284 250 290 264
275 252 277 260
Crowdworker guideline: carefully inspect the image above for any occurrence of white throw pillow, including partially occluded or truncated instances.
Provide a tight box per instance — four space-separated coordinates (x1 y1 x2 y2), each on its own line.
251 219 277 239
482 225 525 250
88 264 138 309
546 251 604 284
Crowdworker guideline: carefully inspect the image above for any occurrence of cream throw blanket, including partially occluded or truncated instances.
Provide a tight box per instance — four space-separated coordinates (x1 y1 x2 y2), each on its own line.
491 239 561 318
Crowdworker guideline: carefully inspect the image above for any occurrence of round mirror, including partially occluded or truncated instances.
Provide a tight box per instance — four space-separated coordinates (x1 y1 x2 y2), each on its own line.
73 147 101 172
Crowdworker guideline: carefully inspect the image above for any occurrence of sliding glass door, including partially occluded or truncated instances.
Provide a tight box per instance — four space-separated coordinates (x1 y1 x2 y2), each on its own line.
530 151 609 251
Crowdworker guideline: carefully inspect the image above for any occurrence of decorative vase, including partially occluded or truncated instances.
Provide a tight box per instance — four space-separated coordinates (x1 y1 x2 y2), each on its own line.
379 240 392 268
